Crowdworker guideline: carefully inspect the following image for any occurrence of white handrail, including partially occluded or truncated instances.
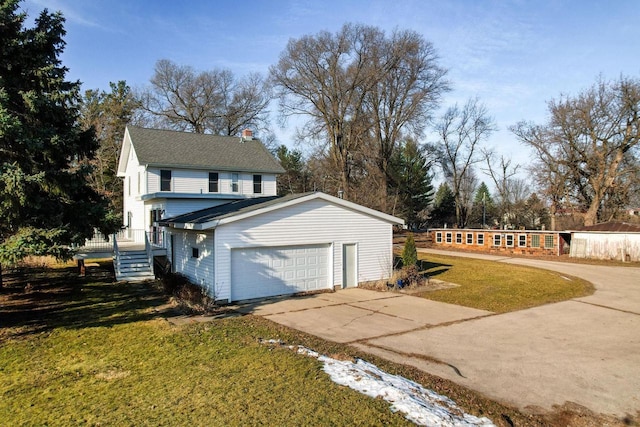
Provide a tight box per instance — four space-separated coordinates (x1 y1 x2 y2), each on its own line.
144 232 154 277
113 233 121 277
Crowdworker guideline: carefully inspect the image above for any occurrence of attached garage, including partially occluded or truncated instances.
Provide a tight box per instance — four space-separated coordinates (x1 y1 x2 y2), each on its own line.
161 192 404 302
230 244 330 301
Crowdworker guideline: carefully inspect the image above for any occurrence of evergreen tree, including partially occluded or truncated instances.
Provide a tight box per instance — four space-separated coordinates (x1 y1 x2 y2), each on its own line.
0 0 116 271
389 139 434 230
80 80 138 216
275 145 309 195
401 233 418 267
430 183 456 227
470 182 495 228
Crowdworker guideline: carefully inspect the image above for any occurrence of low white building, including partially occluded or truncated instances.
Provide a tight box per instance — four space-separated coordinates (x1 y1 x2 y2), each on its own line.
570 222 640 262
160 192 404 303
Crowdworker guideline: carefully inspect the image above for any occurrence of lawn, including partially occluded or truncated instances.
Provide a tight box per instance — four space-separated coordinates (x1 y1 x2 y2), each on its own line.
0 266 415 426
2 264 548 426
1 262 612 426
414 253 594 313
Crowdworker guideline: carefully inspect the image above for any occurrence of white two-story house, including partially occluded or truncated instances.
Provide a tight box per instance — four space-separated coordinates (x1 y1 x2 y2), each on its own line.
114 125 403 302
116 126 285 244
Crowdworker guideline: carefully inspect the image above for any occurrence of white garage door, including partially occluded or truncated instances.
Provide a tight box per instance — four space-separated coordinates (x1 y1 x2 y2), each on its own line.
231 244 330 301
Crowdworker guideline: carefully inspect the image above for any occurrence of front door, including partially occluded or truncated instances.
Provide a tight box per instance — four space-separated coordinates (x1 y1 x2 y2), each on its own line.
342 243 357 288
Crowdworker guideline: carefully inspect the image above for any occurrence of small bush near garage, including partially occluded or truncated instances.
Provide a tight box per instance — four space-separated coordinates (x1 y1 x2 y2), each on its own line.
161 272 216 313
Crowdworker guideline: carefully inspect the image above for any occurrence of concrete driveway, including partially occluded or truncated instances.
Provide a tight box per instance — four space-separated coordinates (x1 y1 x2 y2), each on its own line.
238 250 640 418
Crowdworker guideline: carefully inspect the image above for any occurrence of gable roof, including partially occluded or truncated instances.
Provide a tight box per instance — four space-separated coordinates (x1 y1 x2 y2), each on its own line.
119 126 285 174
160 191 405 230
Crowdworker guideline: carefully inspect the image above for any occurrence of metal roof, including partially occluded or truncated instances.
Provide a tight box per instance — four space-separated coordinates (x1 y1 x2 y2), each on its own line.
126 126 285 174
159 193 313 225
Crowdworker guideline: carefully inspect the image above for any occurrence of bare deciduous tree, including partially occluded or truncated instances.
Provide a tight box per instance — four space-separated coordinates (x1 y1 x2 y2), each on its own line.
512 76 640 226
138 59 271 136
482 152 530 228
270 24 448 204
366 29 449 208
436 98 496 227
270 24 385 200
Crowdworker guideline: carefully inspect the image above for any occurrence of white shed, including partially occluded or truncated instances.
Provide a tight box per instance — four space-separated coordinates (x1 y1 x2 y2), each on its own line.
160 192 404 302
570 222 640 262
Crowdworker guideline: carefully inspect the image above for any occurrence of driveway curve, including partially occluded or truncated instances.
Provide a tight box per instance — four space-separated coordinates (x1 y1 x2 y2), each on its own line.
240 249 640 418
362 249 640 417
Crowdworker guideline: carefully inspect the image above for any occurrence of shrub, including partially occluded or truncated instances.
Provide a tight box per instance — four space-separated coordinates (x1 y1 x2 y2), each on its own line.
401 264 421 287
160 272 217 313
402 233 418 267
161 272 191 296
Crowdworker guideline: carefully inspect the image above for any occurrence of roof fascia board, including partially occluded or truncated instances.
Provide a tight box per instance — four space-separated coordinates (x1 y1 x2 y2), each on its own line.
116 127 132 177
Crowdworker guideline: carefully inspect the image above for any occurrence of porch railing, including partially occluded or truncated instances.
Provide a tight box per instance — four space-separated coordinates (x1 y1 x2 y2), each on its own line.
75 228 167 252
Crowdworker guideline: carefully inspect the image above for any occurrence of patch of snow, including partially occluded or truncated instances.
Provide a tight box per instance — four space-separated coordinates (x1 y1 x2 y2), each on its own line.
262 340 494 426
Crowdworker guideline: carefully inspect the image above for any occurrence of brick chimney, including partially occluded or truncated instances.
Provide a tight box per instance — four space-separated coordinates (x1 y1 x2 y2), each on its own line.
241 129 253 140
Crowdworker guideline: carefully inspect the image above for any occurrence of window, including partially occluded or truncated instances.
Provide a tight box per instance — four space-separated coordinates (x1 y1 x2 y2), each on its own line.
493 234 502 247
127 177 131 196
455 233 462 244
208 172 219 193
231 173 239 192
477 233 484 245
192 247 199 258
445 232 452 243
435 232 442 243
531 234 540 248
505 234 514 247
137 172 141 194
253 174 262 194
544 235 554 249
518 234 527 247
160 170 171 191
466 233 473 244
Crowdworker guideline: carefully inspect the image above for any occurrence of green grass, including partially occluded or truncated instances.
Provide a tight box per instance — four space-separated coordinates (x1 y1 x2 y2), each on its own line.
415 254 594 313
0 267 414 426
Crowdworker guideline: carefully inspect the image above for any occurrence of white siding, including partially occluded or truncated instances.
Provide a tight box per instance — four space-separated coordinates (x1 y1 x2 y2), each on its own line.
163 199 228 219
148 168 160 193
122 146 145 230
146 168 277 196
571 232 640 262
213 198 394 301
171 230 216 296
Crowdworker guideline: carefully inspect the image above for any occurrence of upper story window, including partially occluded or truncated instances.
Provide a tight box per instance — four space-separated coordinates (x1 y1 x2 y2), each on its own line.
253 175 262 194
160 170 171 191
231 173 239 193
209 172 219 193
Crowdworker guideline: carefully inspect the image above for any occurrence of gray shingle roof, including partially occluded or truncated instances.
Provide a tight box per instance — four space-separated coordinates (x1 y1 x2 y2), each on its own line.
160 192 314 225
127 126 285 174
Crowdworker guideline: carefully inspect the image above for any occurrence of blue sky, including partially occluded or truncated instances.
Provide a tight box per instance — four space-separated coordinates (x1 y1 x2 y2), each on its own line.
22 0 640 170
